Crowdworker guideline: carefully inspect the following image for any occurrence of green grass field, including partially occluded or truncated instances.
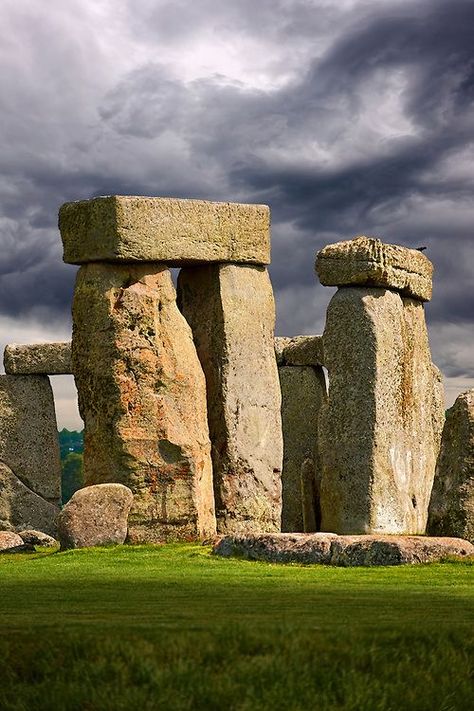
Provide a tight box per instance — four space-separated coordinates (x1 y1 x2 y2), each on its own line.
1 544 473 710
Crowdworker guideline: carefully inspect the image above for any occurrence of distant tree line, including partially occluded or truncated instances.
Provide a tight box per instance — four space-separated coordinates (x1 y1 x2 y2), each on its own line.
58 429 84 504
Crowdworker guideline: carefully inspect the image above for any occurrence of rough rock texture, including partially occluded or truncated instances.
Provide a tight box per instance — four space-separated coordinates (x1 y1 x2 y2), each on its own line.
18 530 58 547
0 530 26 552
279 366 327 532
72 263 216 543
60 196 270 266
319 287 444 535
0 374 61 533
427 389 474 543
4 342 72 375
275 336 324 367
178 264 283 534
213 533 474 566
316 236 433 302
0 462 59 537
57 483 134 549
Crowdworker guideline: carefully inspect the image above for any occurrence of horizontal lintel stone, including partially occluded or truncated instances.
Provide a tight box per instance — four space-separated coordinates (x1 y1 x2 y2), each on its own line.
59 196 270 266
4 342 72 375
316 236 433 302
275 335 324 366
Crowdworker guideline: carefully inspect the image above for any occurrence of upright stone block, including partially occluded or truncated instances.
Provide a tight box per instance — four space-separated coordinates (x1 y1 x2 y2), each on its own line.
279 366 327 532
72 263 216 542
178 264 283 534
319 287 443 534
60 196 270 266
427 390 474 543
0 375 61 534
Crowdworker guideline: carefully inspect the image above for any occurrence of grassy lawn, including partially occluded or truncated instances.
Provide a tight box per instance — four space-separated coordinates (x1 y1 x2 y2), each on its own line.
0 544 473 710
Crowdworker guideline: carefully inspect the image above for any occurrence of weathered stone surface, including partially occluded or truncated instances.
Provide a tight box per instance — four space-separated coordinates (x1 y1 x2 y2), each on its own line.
4 342 72 375
18 530 58 547
316 236 433 302
178 264 283 534
213 533 474 566
427 389 474 543
0 462 59 537
275 336 324 367
319 287 444 535
57 483 134 549
72 263 216 543
213 533 337 564
279 366 327 532
0 374 61 507
60 196 270 266
0 530 25 552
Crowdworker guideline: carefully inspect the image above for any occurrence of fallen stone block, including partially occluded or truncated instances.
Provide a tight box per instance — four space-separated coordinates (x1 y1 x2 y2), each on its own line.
319 286 444 535
428 389 474 543
0 374 61 502
212 533 474 566
316 236 433 302
279 366 326 532
0 530 26 552
178 264 283 534
4 342 72 375
0 462 59 537
57 483 134 549
72 263 216 543
60 196 270 266
275 336 324 367
18 529 58 548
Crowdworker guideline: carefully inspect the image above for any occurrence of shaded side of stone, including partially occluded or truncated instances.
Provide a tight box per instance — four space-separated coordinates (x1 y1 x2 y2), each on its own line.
60 195 270 266
0 462 59 537
212 533 474 566
72 263 216 543
316 236 433 301
0 374 61 506
4 342 72 375
275 336 324 367
279 366 327 532
178 264 283 534
319 287 443 535
57 483 133 549
427 389 474 543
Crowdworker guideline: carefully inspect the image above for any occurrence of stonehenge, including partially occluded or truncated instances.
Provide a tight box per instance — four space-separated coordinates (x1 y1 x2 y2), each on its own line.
317 237 444 535
2 195 473 552
60 196 282 541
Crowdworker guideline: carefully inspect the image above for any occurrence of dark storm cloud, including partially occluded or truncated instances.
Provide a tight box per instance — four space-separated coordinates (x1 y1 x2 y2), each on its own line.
0 0 473 389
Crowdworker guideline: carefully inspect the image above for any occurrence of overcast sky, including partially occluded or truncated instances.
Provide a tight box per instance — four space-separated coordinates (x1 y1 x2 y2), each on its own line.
1 0 473 428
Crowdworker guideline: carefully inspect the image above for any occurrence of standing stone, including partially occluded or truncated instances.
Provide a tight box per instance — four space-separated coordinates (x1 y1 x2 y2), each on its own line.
427 389 474 543
319 286 444 534
279 366 327 532
178 264 283 534
72 262 216 543
0 375 61 534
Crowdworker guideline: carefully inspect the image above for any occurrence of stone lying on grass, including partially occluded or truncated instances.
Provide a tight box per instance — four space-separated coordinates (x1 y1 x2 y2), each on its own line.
0 530 34 553
18 530 58 548
57 483 134 550
212 533 474 566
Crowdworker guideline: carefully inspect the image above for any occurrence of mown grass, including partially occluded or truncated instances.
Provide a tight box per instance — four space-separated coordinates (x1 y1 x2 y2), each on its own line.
0 544 473 710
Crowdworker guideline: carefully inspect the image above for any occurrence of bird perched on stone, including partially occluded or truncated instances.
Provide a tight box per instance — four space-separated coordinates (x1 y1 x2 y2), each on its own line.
416 246 427 251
